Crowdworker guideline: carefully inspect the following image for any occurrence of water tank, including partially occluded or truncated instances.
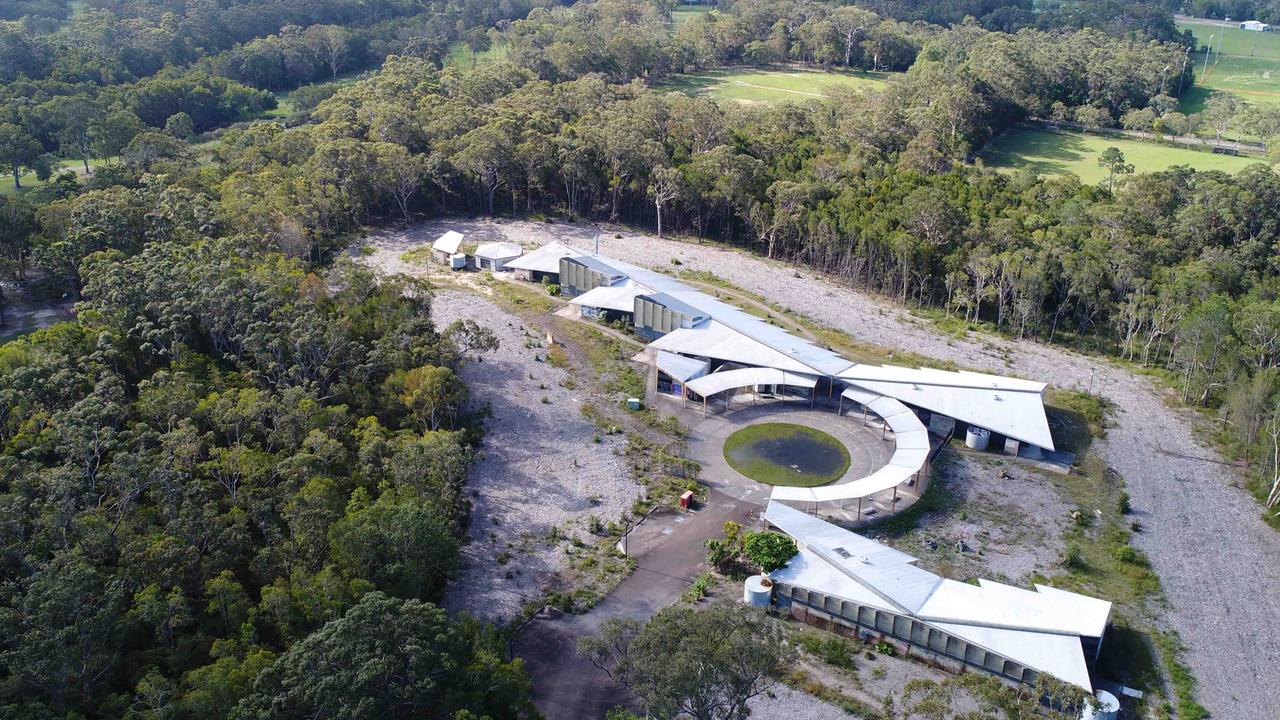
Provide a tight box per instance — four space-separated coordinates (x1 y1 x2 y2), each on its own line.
1079 690 1120 720
449 253 467 270
742 575 772 609
965 426 991 450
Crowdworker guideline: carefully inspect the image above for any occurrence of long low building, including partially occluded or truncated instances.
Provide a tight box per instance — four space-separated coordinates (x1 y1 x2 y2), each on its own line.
550 249 1057 457
764 501 1111 692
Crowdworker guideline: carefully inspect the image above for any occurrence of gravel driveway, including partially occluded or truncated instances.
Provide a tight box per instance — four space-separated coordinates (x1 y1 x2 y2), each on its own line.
371 218 1280 718
431 289 639 622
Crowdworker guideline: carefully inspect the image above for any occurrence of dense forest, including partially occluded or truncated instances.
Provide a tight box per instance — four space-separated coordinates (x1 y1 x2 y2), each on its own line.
3 0 1280 716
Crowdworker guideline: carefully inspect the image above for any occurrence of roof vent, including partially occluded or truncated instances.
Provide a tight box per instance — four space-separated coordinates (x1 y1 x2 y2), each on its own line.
832 547 851 559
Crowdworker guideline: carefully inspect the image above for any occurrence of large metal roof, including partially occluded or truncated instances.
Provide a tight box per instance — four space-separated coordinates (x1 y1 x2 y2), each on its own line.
569 282 647 312
656 351 709 382
765 501 1109 691
577 252 1057 451
684 367 817 398
505 241 580 273
838 365 1055 450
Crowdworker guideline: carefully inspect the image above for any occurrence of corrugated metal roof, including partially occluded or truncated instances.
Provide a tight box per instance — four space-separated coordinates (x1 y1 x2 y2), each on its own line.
506 241 580 273
474 241 524 260
649 322 819 375
641 292 709 321
685 367 817 398
656 351 709 382
764 501 1109 692
432 230 464 254
569 282 646 312
568 255 628 279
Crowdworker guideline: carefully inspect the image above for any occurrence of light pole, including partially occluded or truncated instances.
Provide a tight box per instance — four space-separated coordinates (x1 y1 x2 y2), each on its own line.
1177 49 1189 96
1161 63 1171 95
1223 17 1230 61
1203 33 1214 76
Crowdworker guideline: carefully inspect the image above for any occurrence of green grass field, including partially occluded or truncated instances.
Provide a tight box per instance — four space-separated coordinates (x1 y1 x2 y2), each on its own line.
672 3 712 26
443 41 509 69
0 156 114 198
661 66 889 104
1177 18 1280 60
1178 19 1280 107
982 126 1264 184
722 423 851 487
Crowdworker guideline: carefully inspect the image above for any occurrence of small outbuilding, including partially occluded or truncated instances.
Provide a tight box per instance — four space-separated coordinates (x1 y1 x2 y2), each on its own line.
474 241 524 271
1240 19 1270 31
431 231 465 264
506 241 581 283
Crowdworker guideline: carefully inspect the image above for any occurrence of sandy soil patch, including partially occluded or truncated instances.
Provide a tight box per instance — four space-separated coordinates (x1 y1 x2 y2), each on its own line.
883 452 1073 584
430 289 640 622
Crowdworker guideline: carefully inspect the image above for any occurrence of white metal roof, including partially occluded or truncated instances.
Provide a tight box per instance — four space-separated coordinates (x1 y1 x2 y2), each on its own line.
580 252 1057 452
649 322 818 375
569 282 647 312
685 367 817 398
505 241 581 273
432 230 464 254
771 390 929 505
764 501 1109 691
474 241 523 260
656 351 709 382
840 365 1055 450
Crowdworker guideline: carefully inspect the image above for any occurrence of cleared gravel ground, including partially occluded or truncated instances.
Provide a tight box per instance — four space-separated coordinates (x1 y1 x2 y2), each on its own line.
886 453 1073 584
430 289 639 622
366 218 1280 718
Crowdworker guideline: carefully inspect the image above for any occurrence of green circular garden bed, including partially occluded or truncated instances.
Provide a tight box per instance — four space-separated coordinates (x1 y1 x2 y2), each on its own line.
722 422 851 487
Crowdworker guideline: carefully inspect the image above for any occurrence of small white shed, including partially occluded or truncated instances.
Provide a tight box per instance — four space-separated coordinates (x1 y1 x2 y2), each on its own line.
431 231 465 264
474 241 524 271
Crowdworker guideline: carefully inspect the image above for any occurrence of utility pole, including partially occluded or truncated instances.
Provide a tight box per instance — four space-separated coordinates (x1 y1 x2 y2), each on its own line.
1177 49 1189 96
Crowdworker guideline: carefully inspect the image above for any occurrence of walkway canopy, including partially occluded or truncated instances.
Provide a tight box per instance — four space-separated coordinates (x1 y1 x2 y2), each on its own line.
684 367 817 399
772 389 928 505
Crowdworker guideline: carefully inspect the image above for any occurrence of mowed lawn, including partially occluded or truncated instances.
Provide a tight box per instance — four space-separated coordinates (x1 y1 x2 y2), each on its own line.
662 66 889 104
672 3 712 26
982 126 1264 184
444 41 509 69
1177 19 1280 106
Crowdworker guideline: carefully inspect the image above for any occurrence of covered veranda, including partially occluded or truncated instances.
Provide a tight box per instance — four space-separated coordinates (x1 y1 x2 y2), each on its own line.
683 367 820 416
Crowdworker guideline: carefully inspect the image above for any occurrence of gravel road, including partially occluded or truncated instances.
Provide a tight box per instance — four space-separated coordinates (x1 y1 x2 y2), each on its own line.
372 218 1280 718
431 289 639 622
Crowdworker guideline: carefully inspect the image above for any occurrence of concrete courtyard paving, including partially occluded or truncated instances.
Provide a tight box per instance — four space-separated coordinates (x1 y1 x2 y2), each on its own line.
678 397 920 523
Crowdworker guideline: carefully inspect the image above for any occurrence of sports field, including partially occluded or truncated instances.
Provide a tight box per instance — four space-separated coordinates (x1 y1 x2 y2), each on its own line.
662 67 889 104
981 126 1264 184
672 3 711 26
1177 19 1280 106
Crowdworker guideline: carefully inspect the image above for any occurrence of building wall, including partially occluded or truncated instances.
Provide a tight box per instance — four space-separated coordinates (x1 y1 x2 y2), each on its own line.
774 582 1042 688
558 258 618 298
634 296 683 338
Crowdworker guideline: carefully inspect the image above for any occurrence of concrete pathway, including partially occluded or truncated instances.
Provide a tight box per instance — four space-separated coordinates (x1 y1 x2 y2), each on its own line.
513 490 756 720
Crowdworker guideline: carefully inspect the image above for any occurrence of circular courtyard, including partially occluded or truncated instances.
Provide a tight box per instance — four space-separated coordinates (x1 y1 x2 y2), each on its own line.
723 422 851 487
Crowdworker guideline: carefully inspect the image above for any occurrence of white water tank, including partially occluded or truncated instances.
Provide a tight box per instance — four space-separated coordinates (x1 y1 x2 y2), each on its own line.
742 575 772 608
965 426 991 450
1080 690 1120 720
449 253 467 270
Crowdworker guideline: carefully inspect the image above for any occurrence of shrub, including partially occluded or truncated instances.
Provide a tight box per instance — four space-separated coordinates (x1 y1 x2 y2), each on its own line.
743 531 797 573
1063 541 1085 569
874 641 895 656
1111 544 1144 565
1118 492 1131 515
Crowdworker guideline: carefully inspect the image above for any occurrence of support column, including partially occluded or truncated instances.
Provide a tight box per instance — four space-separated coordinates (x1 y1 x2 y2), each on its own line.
882 419 887 439
703 395 707 418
